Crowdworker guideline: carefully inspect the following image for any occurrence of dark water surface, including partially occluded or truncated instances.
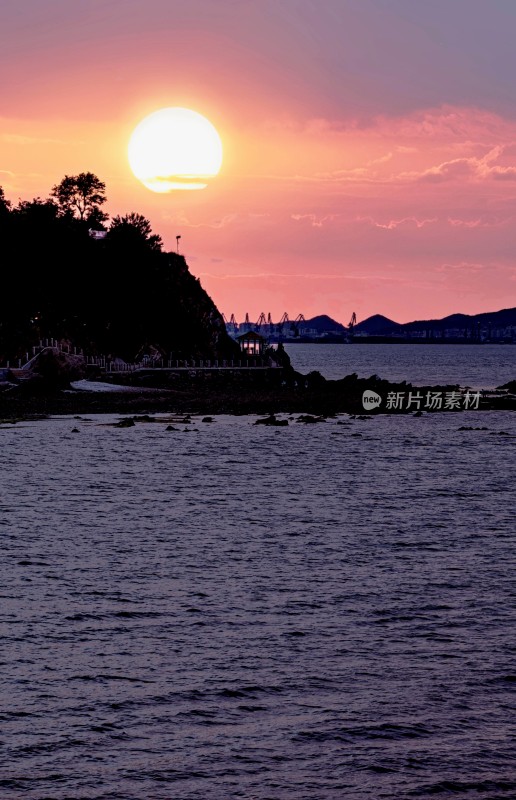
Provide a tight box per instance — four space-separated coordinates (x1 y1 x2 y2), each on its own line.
284 343 516 388
1 411 515 799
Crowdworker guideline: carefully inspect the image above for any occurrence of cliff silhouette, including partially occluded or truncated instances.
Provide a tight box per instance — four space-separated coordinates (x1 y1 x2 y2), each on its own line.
0 181 238 362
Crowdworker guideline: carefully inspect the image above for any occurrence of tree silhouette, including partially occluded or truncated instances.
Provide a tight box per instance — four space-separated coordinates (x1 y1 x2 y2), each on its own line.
15 197 60 222
0 185 11 216
0 177 238 363
51 172 107 223
108 212 163 251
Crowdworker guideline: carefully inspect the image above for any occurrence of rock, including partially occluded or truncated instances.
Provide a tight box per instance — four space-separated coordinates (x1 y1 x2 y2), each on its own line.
254 414 288 426
22 348 88 388
202 416 214 423
497 380 516 393
115 418 135 428
458 425 489 431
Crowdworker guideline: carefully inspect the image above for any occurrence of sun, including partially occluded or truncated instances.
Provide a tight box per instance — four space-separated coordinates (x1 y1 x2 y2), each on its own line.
128 107 223 192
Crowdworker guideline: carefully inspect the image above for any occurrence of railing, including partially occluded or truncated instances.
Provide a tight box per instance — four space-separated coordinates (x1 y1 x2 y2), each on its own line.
105 357 272 372
2 340 84 370
1 338 275 371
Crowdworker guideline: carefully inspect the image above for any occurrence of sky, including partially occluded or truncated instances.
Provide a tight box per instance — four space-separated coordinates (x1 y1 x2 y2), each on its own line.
2 0 516 323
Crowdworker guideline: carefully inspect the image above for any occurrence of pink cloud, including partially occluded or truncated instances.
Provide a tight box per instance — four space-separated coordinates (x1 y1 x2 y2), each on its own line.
397 144 516 184
356 215 437 230
447 215 511 228
436 261 487 274
290 213 339 227
490 165 516 180
378 106 516 142
161 211 240 229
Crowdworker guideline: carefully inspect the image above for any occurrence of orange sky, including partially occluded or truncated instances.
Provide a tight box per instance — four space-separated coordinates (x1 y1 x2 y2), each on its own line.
2 0 516 323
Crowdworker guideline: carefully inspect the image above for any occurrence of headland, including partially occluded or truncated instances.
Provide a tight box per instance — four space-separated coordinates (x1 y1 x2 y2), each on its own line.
1 349 515 419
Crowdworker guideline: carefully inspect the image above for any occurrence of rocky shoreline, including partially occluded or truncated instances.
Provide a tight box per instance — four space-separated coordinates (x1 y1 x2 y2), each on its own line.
1 370 515 419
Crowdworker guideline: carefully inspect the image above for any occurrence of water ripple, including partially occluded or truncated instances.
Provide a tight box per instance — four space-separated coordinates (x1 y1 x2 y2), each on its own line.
0 410 515 798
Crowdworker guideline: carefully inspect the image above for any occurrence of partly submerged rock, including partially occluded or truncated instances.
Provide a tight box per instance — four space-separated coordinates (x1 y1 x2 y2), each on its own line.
296 414 325 424
115 418 135 428
254 414 288 427
458 425 489 431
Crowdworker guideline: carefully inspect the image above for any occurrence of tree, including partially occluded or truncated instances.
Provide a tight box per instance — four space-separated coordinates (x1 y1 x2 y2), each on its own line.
51 172 107 223
108 212 163 251
15 197 60 222
0 185 11 216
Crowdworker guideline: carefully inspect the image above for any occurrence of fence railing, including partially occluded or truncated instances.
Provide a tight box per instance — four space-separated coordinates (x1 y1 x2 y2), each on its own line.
2 339 273 371
105 358 270 371
2 340 84 370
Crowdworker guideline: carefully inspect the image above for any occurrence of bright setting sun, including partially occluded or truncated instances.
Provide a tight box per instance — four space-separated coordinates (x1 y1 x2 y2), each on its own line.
128 107 223 192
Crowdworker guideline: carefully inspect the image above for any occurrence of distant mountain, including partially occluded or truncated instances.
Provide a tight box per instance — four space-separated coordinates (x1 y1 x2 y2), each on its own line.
355 307 516 335
301 314 347 333
404 307 516 332
354 314 401 335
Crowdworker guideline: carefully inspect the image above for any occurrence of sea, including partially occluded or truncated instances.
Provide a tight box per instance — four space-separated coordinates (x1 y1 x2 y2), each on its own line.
1 344 515 800
284 342 516 388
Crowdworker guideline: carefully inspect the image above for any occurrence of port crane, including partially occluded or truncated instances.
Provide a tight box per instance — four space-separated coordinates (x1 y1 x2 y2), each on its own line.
290 313 306 336
277 312 290 335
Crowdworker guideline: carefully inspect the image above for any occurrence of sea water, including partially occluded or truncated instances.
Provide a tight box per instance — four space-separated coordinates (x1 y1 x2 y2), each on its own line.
1 397 515 799
285 342 516 388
